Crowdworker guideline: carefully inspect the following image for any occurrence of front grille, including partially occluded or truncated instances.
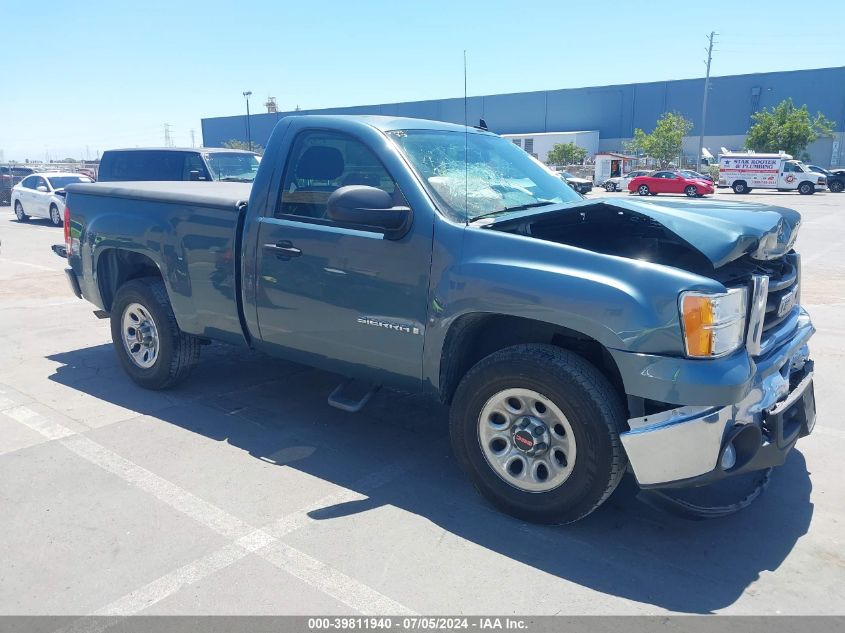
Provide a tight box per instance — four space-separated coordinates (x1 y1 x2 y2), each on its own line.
762 256 798 332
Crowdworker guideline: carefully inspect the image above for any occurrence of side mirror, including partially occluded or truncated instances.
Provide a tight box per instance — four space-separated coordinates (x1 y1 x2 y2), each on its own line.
326 186 412 240
36 185 49 192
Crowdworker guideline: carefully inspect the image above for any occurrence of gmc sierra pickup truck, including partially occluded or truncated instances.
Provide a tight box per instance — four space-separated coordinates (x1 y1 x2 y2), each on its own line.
54 115 816 524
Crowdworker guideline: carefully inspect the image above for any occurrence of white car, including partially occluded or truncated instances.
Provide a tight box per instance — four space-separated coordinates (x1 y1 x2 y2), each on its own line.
11 172 93 226
603 170 652 192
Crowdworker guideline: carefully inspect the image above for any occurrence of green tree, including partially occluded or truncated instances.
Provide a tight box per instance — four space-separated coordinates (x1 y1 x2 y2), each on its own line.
546 142 587 166
223 139 265 155
744 98 835 160
624 112 693 167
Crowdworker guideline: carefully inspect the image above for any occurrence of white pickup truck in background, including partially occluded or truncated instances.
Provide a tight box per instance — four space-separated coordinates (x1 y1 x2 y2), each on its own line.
719 152 827 195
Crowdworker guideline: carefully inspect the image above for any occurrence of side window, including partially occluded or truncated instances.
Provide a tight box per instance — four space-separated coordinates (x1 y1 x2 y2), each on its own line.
182 154 208 180
33 177 47 189
277 130 401 220
20 176 35 189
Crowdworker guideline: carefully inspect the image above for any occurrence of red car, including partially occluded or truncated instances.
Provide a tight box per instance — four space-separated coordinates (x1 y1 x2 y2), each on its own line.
627 170 714 197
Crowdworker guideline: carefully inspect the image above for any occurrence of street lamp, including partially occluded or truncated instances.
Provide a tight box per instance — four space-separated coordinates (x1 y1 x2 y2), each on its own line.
242 91 253 152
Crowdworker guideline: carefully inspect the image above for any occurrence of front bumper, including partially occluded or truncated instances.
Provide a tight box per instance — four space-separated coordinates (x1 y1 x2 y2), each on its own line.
620 308 815 487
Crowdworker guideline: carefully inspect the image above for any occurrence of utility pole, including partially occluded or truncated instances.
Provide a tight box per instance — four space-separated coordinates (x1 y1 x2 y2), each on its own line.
698 31 716 171
164 123 173 147
242 91 253 151
190 129 196 148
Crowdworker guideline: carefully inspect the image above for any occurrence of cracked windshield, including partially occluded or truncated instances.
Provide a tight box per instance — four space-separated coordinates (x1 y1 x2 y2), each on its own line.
389 129 581 222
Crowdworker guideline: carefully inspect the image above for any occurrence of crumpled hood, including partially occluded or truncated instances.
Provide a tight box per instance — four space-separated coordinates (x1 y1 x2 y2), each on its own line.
492 196 801 268
605 197 801 267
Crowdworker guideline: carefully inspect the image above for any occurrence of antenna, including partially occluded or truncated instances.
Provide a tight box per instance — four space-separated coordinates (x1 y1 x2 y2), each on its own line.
464 49 468 224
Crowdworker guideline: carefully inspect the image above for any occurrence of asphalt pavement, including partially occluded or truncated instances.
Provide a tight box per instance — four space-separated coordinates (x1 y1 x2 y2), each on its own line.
1 188 843 616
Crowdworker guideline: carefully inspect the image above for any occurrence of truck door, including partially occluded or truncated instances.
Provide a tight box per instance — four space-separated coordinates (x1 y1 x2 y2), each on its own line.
252 129 431 390
779 161 802 189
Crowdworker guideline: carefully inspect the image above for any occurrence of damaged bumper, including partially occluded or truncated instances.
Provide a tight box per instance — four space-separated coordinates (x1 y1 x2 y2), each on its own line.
620 308 816 488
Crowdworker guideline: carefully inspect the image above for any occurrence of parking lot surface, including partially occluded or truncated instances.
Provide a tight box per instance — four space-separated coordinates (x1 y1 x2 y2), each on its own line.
1 189 844 616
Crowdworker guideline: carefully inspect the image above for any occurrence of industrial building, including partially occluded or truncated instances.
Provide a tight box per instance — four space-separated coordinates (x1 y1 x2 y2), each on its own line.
201 66 845 167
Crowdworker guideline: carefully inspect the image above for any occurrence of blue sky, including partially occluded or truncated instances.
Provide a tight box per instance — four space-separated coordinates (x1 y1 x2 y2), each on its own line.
1 0 842 161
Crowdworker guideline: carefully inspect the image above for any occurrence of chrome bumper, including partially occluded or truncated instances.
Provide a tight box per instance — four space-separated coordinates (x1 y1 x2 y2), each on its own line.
621 309 815 487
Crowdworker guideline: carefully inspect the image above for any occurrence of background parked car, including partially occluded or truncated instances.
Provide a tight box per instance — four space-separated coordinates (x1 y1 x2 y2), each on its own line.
97 147 261 182
0 165 35 205
628 170 714 197
558 171 592 194
603 170 652 192
807 164 844 192
11 172 93 225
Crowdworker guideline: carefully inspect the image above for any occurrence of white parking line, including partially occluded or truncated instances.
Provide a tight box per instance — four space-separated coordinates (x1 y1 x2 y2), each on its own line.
4 403 416 618
0 257 58 272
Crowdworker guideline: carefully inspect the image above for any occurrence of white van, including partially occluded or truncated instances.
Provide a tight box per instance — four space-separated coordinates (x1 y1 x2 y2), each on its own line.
718 152 826 195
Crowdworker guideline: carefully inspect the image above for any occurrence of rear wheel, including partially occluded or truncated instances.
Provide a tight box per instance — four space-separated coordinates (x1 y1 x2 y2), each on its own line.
110 277 200 390
732 181 748 194
684 185 698 197
450 344 627 524
830 180 844 193
49 204 62 226
798 182 814 195
14 200 28 222
637 184 650 196
604 182 616 192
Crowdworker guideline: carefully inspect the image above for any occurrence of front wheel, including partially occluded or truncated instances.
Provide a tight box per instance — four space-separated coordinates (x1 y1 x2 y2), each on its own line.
829 180 844 193
684 185 698 197
49 204 62 226
604 182 616 192
110 277 200 390
637 184 650 196
798 182 814 195
14 200 28 222
450 344 627 524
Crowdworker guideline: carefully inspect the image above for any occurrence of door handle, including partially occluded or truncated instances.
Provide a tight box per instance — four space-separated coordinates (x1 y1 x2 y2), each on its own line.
263 241 302 258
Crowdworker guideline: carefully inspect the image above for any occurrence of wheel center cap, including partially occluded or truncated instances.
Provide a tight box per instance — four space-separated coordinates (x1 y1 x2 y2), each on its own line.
512 416 550 457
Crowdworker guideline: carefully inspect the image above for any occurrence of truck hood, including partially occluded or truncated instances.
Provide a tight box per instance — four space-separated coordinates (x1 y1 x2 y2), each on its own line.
485 196 801 268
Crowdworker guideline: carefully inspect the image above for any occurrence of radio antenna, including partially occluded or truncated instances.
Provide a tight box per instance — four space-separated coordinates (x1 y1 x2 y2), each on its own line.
464 49 468 224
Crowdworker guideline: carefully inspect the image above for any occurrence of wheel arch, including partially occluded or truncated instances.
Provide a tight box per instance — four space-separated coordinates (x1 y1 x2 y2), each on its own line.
95 248 165 313
437 313 625 409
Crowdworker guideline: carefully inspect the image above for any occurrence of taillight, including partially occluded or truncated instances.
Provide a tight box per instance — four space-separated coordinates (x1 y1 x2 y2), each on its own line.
63 207 71 256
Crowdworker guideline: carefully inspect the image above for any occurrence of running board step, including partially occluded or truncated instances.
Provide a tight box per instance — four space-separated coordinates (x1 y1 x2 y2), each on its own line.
328 379 381 413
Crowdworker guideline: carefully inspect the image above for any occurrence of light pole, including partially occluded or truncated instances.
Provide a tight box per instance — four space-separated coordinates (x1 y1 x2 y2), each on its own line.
242 91 253 151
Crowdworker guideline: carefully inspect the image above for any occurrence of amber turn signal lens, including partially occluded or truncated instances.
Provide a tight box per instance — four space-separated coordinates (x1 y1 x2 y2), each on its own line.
681 295 714 357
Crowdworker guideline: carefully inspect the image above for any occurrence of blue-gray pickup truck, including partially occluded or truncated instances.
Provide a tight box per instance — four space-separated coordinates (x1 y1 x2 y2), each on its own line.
54 115 816 524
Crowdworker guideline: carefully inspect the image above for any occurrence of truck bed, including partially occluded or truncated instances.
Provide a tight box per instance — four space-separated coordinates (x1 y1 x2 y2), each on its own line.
66 181 252 345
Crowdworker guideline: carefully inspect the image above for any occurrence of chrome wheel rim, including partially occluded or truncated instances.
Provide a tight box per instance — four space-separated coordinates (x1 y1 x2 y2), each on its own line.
685 186 696 197
50 206 60 224
121 302 160 369
477 388 577 493
638 185 648 195
15 202 23 219
605 183 614 192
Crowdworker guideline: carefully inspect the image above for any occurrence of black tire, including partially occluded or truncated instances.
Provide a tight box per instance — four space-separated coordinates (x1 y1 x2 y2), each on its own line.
450 344 628 524
14 200 28 221
732 181 748 194
830 180 844 193
110 277 200 390
49 203 62 227
798 182 814 195
604 182 616 192
637 184 650 196
684 185 698 197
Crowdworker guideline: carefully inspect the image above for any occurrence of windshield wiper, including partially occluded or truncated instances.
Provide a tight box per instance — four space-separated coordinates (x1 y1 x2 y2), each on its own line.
469 201 556 224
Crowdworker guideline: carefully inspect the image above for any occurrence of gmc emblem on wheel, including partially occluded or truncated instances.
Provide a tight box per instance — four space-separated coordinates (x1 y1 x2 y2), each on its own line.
357 316 421 335
514 432 534 449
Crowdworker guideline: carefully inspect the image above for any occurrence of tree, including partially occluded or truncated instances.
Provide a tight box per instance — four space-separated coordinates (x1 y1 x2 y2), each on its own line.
223 139 265 155
624 112 693 167
546 142 587 166
744 98 835 160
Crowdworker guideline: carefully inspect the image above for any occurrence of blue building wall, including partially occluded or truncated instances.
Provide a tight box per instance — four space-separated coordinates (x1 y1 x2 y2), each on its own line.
201 66 845 148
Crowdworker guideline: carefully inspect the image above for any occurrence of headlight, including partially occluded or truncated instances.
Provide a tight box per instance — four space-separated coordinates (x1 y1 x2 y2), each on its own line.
679 288 747 358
